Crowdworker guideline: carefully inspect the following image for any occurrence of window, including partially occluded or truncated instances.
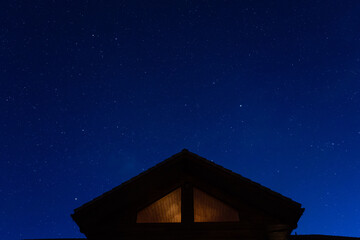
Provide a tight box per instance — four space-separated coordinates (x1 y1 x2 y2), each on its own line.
136 188 181 223
194 188 239 222
136 187 239 223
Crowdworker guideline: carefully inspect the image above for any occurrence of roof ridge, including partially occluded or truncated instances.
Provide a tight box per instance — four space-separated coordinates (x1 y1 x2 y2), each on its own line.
73 149 302 214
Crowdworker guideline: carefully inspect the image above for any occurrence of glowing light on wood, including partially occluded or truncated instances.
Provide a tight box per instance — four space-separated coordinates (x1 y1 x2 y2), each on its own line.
194 188 239 222
136 188 181 223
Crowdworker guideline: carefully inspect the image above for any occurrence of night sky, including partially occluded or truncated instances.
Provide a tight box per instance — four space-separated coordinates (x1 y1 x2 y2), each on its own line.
1 1 360 239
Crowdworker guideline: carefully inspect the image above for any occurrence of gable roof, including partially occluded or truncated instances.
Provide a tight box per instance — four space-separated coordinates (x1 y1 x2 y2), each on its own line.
72 149 304 235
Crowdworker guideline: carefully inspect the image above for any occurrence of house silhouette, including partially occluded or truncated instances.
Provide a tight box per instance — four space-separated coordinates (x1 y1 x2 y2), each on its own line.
30 149 360 240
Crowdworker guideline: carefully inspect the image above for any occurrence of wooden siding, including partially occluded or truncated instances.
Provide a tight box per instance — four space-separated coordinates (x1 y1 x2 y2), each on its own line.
136 188 181 223
194 187 239 222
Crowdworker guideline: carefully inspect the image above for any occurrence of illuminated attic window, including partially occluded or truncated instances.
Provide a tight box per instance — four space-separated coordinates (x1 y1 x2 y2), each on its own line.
136 187 239 223
136 188 181 223
194 188 239 222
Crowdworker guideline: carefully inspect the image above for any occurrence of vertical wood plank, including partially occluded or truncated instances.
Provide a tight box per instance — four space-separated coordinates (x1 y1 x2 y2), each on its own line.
181 182 194 223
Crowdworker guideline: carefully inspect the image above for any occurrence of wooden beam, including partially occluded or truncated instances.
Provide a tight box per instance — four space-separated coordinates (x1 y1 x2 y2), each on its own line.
181 182 194 223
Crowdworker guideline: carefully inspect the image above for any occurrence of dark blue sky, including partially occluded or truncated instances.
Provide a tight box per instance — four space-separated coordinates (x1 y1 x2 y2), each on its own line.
1 1 360 239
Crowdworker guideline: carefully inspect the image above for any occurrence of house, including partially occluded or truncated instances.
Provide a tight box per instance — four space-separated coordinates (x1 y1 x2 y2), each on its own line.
71 149 303 239
31 149 359 240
